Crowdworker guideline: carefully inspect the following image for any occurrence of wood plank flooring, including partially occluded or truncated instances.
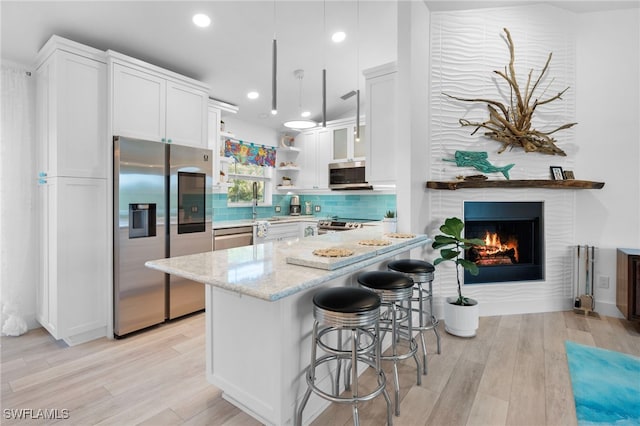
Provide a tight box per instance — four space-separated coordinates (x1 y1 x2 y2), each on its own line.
2 312 639 425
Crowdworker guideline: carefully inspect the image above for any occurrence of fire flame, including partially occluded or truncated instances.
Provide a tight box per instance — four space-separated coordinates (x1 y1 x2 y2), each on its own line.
481 231 519 262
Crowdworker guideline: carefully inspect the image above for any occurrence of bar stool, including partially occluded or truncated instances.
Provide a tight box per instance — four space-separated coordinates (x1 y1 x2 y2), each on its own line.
357 271 421 416
387 259 440 375
296 286 393 426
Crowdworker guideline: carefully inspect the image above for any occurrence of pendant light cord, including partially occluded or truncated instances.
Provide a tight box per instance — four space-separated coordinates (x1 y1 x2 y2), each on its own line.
355 0 360 141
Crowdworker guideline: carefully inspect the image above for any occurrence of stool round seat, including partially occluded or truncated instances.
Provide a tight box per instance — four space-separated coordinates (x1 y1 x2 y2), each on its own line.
313 287 382 328
387 259 434 282
357 271 414 302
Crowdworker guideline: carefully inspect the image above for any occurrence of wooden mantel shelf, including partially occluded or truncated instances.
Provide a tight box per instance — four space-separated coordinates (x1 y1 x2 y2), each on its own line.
426 179 605 190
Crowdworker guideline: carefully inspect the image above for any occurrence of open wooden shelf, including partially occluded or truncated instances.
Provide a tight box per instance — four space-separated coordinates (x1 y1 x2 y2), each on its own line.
425 179 605 190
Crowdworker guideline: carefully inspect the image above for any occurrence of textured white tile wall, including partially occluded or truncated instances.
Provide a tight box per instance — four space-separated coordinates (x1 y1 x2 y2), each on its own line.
428 5 578 316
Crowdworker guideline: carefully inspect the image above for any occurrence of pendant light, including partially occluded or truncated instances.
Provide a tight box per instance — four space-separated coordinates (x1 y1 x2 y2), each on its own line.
284 69 316 129
322 0 327 127
271 1 278 115
355 0 360 141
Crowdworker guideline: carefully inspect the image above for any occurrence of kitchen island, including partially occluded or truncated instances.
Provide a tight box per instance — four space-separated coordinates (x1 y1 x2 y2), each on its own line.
146 227 429 425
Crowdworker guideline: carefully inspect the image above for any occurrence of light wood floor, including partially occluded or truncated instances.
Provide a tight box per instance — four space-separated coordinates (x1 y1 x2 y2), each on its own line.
2 312 639 425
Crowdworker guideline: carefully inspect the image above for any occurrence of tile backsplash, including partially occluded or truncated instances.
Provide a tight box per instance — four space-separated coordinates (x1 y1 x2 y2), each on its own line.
211 193 396 222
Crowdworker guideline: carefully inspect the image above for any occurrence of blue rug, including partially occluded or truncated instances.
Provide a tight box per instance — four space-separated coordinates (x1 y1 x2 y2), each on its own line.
565 341 640 425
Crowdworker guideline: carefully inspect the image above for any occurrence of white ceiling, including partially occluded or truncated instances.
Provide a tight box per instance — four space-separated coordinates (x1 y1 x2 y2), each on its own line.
1 0 398 131
2 1 637 131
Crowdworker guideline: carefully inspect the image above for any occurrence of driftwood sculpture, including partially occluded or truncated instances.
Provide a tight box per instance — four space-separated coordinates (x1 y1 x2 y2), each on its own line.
445 28 576 156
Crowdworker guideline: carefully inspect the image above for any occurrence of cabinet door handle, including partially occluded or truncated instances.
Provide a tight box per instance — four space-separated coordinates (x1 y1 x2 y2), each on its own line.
38 172 47 177
161 138 166 143
38 178 47 185
167 138 172 144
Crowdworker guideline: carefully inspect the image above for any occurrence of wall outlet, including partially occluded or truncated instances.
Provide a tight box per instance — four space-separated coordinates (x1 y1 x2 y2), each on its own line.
597 275 610 289
274 205 281 213
314 205 321 212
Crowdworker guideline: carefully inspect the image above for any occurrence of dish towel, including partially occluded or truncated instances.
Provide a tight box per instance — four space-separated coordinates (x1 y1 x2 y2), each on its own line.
256 221 269 238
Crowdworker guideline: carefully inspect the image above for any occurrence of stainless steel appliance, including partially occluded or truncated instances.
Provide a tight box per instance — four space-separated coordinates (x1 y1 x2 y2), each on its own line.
317 218 375 234
113 136 212 337
328 161 373 190
214 226 253 250
290 195 301 215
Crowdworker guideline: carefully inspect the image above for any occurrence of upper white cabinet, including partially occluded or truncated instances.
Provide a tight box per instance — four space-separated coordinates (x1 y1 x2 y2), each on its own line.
297 128 330 190
330 119 366 163
364 62 397 186
109 51 209 148
36 38 107 179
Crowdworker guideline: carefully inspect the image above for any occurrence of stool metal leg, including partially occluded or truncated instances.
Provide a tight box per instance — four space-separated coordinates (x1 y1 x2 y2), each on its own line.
429 280 442 355
351 328 360 426
296 321 319 426
334 330 342 395
417 284 428 374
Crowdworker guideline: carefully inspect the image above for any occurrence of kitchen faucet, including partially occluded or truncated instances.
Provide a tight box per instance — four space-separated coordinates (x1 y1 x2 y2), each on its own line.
252 182 258 221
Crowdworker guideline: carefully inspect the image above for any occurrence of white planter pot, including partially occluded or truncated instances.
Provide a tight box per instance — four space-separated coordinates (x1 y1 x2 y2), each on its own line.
443 296 479 337
382 218 397 233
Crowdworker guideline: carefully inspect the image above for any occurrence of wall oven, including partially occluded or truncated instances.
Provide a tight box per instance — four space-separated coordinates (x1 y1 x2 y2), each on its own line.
328 161 373 190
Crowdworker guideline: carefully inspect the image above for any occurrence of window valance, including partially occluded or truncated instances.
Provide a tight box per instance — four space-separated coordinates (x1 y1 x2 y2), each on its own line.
224 139 276 167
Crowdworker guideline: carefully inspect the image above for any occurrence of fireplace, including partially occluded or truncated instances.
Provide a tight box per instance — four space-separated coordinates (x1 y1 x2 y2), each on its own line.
464 201 544 284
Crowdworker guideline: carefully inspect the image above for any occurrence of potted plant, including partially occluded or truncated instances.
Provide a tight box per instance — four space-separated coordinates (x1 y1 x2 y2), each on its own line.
432 217 485 337
382 210 397 233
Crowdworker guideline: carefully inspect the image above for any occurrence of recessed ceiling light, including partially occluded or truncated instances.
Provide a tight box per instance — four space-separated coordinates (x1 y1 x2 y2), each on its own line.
332 31 346 43
192 14 211 28
301 111 311 118
247 91 259 100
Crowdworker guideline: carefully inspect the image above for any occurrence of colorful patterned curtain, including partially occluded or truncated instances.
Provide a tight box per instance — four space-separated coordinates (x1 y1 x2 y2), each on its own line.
224 139 276 167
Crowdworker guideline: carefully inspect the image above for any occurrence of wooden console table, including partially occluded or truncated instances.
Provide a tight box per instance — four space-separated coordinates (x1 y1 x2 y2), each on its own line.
616 248 640 321
425 179 605 190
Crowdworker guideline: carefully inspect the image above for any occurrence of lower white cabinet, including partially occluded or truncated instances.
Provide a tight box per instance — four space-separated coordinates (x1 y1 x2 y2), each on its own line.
262 222 300 242
37 177 108 345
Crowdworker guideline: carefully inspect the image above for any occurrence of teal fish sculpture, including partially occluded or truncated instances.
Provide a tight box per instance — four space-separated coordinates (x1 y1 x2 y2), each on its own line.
444 151 515 180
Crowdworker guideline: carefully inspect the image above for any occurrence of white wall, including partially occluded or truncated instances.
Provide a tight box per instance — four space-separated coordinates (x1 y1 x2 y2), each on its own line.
421 4 639 317
222 116 279 148
575 8 640 316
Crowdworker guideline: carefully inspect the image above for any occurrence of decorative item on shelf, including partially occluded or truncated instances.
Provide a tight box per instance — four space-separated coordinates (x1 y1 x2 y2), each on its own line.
280 135 295 148
444 151 514 180
457 174 488 181
220 120 225 132
444 28 577 156
281 176 292 186
563 170 575 180
550 166 565 180
432 217 485 337
279 161 298 168
382 210 397 234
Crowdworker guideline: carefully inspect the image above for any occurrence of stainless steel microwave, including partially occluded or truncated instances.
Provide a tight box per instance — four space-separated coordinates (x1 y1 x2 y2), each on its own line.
328 161 373 190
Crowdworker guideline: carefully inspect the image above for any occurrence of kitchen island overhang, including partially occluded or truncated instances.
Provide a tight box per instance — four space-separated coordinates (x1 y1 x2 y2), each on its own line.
146 229 430 425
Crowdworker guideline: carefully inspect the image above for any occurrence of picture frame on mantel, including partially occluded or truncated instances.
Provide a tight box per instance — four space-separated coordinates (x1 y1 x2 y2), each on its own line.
550 166 564 180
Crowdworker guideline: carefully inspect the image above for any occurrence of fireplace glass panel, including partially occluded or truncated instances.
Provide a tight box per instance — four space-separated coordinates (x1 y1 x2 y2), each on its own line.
464 201 544 284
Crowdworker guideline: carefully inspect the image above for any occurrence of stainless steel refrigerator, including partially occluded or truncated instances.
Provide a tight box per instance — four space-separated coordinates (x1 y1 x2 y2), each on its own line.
113 136 212 337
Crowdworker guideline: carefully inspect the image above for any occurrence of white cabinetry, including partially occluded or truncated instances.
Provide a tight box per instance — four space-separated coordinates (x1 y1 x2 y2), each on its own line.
297 128 330 190
109 51 209 148
364 62 397 186
36 41 107 179
35 36 108 345
330 119 366 163
37 178 108 344
262 222 300 242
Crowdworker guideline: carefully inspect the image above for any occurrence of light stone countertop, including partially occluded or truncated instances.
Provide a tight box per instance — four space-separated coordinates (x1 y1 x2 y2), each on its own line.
146 228 430 301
